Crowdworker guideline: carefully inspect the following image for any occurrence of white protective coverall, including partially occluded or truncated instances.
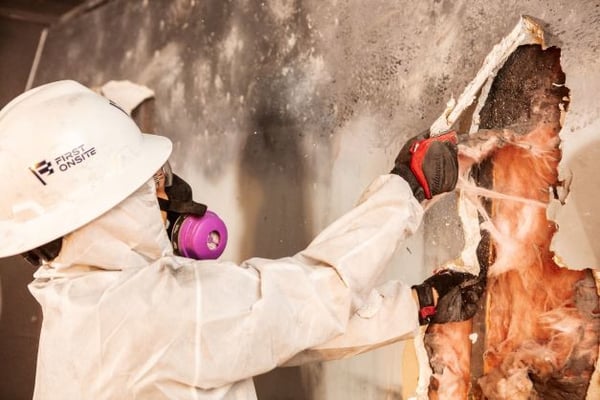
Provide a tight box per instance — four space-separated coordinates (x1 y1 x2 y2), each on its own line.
28 173 422 399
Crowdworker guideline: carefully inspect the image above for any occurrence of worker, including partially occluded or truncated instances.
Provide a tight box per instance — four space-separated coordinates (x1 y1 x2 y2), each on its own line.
0 80 483 399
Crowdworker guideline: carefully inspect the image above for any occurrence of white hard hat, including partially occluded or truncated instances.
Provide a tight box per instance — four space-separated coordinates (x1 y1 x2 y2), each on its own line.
0 80 173 258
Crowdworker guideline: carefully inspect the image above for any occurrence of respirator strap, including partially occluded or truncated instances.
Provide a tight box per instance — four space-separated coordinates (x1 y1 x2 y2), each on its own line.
158 197 207 216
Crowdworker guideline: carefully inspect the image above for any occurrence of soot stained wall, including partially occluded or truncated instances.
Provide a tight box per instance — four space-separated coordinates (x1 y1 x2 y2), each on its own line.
3 0 598 399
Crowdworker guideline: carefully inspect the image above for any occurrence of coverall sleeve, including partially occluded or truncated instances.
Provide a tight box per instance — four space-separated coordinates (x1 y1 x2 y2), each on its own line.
28 175 423 397
184 174 424 387
283 280 420 366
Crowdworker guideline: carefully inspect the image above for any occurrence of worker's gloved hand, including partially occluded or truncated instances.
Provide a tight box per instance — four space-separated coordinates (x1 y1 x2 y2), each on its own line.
412 269 484 325
391 130 459 202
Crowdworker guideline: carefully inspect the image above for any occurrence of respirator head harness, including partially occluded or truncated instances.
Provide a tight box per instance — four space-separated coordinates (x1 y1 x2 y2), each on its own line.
154 163 228 260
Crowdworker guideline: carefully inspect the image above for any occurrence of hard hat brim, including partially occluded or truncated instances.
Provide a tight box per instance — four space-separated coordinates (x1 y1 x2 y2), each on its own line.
0 133 173 259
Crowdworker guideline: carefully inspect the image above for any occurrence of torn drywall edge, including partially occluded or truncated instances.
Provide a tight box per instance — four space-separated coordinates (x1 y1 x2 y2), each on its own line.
550 97 600 400
545 9 600 272
429 15 545 136
549 124 600 270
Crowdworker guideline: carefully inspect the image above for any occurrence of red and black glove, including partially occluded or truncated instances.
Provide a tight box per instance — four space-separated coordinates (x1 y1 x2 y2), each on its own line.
391 130 459 201
412 269 485 325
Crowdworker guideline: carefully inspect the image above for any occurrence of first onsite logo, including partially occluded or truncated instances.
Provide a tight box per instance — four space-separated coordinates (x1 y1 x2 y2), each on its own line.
29 144 97 185
29 160 55 185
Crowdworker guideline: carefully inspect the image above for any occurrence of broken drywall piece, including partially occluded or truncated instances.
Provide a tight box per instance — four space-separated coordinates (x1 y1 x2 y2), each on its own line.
100 80 154 116
429 15 545 136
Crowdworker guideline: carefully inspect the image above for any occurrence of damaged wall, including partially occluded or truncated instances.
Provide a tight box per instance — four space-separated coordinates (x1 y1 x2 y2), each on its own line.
1 0 599 399
423 36 599 399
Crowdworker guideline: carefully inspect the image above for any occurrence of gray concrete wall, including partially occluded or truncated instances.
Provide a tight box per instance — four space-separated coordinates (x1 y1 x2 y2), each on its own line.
2 0 598 398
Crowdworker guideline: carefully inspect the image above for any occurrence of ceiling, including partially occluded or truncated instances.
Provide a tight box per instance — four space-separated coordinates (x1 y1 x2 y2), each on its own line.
0 0 97 25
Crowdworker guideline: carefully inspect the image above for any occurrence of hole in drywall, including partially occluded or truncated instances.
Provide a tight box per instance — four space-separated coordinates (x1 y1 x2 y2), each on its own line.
424 44 599 400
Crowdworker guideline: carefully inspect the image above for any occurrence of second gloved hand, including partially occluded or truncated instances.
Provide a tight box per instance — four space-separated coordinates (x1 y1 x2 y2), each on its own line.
412 269 485 325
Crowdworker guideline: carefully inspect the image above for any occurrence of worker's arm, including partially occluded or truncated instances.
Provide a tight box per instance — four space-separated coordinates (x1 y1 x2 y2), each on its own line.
178 173 424 388
167 132 474 387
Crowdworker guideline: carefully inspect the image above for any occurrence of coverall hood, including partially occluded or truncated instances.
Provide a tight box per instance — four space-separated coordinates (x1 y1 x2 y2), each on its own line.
37 179 173 276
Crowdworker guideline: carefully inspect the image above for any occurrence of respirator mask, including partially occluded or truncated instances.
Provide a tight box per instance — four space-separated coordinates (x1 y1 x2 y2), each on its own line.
154 163 228 260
